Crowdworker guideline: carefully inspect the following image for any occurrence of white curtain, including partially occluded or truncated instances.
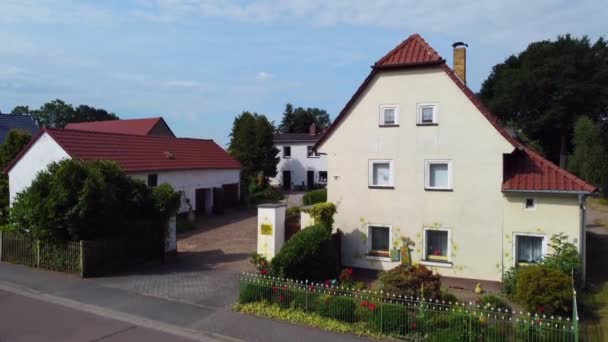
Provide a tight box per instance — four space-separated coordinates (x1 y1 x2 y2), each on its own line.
517 236 543 263
422 107 434 122
373 163 391 185
383 108 395 124
429 164 448 188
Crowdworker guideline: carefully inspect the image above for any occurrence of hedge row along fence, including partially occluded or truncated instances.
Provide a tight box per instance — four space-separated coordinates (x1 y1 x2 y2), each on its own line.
238 273 579 341
0 231 163 277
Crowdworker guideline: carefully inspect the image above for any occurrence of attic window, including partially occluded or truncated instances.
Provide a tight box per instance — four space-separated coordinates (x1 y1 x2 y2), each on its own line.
417 103 438 125
379 105 399 126
164 151 175 159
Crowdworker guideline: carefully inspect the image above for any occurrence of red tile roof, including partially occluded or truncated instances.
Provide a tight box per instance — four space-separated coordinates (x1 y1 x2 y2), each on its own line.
503 147 596 193
65 117 173 136
316 33 597 194
375 34 444 67
6 128 240 173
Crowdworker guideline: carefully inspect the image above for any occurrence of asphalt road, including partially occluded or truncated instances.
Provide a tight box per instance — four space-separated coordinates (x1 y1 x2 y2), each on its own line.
0 289 197 342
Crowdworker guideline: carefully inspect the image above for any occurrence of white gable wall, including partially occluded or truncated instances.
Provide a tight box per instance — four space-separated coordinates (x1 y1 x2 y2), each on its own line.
129 169 240 213
8 133 71 204
269 142 327 189
318 66 516 281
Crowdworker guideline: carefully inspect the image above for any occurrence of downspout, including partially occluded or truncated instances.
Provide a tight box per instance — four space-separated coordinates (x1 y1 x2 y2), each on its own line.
578 193 587 288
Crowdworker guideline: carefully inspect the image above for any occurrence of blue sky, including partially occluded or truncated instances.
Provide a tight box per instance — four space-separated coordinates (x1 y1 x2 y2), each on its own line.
1 0 606 147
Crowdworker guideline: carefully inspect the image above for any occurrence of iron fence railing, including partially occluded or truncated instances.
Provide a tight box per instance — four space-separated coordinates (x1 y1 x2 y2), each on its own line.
238 273 578 341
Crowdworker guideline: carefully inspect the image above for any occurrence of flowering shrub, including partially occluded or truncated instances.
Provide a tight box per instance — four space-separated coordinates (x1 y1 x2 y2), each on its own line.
338 268 354 286
250 253 270 276
514 265 572 316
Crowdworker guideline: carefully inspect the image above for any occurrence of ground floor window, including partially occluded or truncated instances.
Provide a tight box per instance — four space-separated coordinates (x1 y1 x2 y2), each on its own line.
319 171 328 183
368 225 390 257
515 234 545 264
424 228 450 262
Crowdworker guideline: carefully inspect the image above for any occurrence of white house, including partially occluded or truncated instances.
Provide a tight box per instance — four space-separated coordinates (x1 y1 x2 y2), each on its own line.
270 124 328 191
315 34 597 282
6 122 241 215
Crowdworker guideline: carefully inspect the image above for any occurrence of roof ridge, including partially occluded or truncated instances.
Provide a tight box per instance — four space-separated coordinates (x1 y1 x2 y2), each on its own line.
53 127 213 142
375 33 443 67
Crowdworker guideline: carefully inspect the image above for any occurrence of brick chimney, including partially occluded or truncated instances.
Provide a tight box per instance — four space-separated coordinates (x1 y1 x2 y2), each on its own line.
309 122 317 136
452 42 468 83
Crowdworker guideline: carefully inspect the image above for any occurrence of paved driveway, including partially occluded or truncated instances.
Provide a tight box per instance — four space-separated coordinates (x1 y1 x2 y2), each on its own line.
93 209 257 309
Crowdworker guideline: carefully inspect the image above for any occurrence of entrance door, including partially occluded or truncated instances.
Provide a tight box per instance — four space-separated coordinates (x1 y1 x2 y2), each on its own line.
195 188 207 214
212 187 224 215
282 171 291 191
307 170 315 190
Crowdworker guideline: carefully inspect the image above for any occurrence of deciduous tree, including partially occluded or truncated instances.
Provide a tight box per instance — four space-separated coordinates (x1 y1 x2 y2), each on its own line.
478 34 608 167
278 103 331 133
11 99 118 128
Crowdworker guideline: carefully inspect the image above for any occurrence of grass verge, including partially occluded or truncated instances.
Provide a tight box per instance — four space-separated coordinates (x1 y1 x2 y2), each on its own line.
234 302 383 339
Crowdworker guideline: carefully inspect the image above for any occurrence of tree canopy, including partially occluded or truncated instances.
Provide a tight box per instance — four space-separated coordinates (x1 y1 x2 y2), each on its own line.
9 159 180 241
278 103 331 133
568 116 608 194
228 112 279 184
0 129 32 223
11 99 118 128
478 34 608 167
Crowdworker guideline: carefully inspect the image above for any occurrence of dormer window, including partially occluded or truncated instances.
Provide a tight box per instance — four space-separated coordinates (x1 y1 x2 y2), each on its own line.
379 105 399 126
417 103 438 125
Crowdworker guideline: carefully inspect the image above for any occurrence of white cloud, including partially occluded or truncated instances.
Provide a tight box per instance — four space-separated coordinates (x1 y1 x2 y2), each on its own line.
135 0 607 48
256 71 274 81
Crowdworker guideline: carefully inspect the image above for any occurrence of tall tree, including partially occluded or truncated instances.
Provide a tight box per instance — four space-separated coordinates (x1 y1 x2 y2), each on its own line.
0 129 32 223
278 103 331 133
11 99 118 128
228 112 279 184
568 116 608 194
478 34 608 167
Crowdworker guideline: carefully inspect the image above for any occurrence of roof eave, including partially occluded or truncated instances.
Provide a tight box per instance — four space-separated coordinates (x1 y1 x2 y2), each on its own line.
502 189 598 195
372 59 446 70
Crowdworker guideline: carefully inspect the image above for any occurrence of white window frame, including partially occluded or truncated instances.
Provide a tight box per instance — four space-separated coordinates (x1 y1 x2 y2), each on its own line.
366 224 392 260
524 198 536 211
368 159 394 188
512 233 548 267
424 160 453 190
282 146 291 159
417 103 439 125
421 227 452 268
379 104 399 126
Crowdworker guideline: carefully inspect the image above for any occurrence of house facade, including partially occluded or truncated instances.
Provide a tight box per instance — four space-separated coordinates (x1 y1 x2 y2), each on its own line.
315 34 596 282
7 121 240 215
270 125 328 191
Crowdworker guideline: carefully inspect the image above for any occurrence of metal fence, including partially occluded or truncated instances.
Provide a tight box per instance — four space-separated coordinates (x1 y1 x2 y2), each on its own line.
0 231 81 274
0 231 163 277
238 273 578 341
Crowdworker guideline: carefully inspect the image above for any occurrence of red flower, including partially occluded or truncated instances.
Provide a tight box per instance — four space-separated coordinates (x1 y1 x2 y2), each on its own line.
260 269 268 276
360 301 368 308
308 285 314 292
324 280 330 287
272 287 278 293
433 248 441 256
368 303 376 311
412 323 417 329
279 294 284 302
538 306 544 313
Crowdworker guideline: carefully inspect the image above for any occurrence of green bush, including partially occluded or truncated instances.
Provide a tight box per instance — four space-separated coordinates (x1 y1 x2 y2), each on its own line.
501 267 520 297
315 295 357 322
441 292 460 304
271 224 339 281
367 302 407 335
514 266 573 316
286 206 301 216
303 188 327 205
9 159 180 242
378 265 442 300
301 202 336 229
477 294 512 312
541 233 581 276
239 283 272 304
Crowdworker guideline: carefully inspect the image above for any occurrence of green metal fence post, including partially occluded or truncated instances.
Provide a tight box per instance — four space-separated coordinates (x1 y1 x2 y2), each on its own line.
305 280 308 313
35 240 40 268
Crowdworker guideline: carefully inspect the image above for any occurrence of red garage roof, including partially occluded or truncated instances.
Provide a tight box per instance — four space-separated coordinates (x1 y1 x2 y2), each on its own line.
6 128 240 173
503 147 596 193
316 33 597 194
65 117 174 136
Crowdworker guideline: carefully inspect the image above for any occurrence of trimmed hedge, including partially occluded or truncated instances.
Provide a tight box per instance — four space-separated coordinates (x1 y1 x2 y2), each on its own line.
303 188 327 205
271 224 339 281
377 265 442 300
